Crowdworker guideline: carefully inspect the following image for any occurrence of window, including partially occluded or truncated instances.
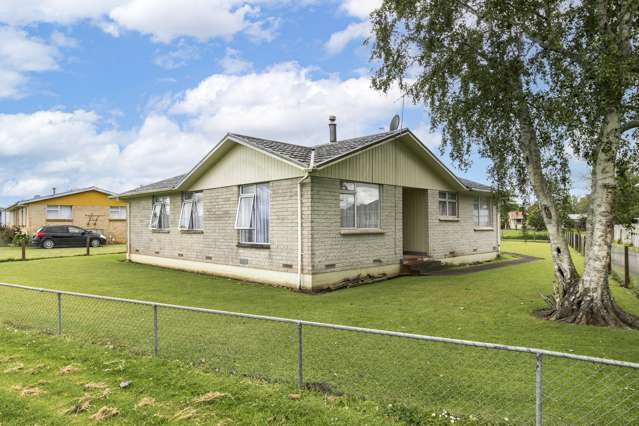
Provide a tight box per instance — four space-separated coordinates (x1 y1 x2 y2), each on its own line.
47 205 72 220
473 196 493 227
149 195 170 230
235 183 270 244
340 181 381 228
438 192 458 217
68 226 84 234
109 206 127 220
179 192 203 230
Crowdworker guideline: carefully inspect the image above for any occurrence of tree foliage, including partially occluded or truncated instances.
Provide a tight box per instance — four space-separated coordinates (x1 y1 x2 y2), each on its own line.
370 0 639 327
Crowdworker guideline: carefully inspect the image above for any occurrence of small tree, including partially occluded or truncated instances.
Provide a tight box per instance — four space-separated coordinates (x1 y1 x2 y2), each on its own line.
526 205 546 232
370 0 639 326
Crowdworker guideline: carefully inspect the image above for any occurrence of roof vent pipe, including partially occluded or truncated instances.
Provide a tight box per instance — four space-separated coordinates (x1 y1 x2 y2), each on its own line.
328 115 337 143
52 187 56 195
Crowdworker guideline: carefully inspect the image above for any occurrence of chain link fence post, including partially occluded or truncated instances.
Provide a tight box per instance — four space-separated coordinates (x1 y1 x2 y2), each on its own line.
296 321 303 389
56 292 62 335
153 304 159 356
536 352 543 426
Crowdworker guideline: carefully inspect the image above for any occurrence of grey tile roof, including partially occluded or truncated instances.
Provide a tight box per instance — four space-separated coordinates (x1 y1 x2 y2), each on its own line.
312 130 403 166
229 133 312 166
457 177 492 191
118 174 186 197
118 130 492 197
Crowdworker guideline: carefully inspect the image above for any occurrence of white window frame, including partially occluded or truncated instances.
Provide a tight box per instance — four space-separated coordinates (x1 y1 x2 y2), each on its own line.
235 184 270 245
473 195 493 227
340 181 381 229
438 192 458 218
46 205 72 220
234 193 255 230
149 195 170 230
109 206 127 220
179 192 203 230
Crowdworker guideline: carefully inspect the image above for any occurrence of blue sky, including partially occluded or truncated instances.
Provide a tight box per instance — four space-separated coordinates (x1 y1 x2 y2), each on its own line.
0 0 586 206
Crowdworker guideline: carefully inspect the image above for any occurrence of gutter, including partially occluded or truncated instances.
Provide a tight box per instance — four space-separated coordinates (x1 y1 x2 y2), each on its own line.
297 149 315 291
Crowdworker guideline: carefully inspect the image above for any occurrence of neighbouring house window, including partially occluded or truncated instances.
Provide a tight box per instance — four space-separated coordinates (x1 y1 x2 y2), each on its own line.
179 192 203 230
109 206 127 220
47 205 72 220
235 183 270 244
473 196 493 227
438 192 458 217
340 181 381 228
149 195 170 230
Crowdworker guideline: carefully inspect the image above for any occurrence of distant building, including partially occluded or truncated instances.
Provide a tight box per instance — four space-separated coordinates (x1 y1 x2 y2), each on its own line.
507 211 524 230
4 187 127 243
567 213 588 230
0 207 6 227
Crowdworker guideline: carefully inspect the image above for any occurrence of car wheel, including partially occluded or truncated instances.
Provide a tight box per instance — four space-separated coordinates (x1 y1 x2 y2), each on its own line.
42 239 55 249
90 239 101 248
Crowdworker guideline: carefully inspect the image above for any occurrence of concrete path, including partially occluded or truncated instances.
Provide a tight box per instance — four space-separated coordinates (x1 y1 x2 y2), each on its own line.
417 252 541 276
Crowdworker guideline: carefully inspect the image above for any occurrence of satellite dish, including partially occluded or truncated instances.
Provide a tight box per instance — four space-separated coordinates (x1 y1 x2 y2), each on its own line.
389 114 401 131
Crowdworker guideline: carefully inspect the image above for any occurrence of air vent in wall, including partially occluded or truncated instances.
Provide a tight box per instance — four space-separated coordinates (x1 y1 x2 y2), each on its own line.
325 263 336 269
240 258 249 265
373 259 382 264
178 253 184 257
282 263 293 269
154 251 160 255
205 256 212 260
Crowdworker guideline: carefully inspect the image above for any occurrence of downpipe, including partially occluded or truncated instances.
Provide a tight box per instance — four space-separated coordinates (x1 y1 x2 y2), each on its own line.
297 172 310 291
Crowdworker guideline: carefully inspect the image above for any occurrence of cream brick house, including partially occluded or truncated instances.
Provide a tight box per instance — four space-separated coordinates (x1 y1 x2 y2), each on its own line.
118 125 499 292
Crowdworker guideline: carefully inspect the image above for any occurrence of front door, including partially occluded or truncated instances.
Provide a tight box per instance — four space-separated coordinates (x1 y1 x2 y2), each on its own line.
402 188 427 254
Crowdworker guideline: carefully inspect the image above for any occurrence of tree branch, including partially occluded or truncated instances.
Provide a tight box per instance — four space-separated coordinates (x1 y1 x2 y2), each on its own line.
620 120 639 133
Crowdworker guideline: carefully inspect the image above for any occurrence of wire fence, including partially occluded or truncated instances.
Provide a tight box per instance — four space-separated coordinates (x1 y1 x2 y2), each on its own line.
565 230 638 288
0 282 637 425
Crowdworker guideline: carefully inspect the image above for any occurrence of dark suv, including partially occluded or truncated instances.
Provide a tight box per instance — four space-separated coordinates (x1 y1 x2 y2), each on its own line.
32 226 107 249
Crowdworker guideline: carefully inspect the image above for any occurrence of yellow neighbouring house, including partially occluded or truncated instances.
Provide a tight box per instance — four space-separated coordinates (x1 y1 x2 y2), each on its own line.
4 187 127 243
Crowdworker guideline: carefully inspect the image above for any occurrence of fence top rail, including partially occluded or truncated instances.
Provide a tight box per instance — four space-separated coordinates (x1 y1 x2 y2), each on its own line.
1 281 638 370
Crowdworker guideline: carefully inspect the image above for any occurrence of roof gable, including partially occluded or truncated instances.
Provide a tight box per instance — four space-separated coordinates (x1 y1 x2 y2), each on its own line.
7 187 117 210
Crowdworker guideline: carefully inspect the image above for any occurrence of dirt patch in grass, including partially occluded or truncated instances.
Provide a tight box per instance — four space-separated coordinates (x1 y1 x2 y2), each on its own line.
12 384 46 397
192 391 227 405
90 406 120 421
135 396 156 408
3 362 24 373
59 364 81 375
170 407 198 422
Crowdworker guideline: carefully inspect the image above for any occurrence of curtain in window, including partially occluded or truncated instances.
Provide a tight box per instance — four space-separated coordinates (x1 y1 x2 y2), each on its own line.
356 184 380 228
474 196 491 226
238 184 270 244
340 193 355 227
180 192 203 230
150 196 170 229
340 182 380 228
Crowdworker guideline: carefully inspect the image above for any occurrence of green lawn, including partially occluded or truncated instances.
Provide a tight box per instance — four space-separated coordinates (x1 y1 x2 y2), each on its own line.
0 327 406 425
501 229 549 240
0 244 126 262
0 241 637 424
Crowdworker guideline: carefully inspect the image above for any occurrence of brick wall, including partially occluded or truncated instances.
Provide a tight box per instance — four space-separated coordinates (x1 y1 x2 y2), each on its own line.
426 190 499 259
309 177 403 274
26 204 127 242
128 178 307 274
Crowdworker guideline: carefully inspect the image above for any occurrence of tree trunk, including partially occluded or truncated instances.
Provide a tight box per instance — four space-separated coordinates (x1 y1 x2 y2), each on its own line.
517 101 580 307
549 112 639 327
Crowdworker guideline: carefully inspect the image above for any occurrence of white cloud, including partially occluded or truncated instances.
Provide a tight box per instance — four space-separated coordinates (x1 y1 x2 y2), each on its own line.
219 48 253 74
171 61 405 144
109 0 255 43
154 43 200 70
339 0 381 20
324 21 370 55
0 26 61 98
0 1 121 26
0 62 411 201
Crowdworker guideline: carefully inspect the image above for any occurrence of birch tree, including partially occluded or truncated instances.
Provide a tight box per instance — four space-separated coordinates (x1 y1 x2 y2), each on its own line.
370 0 639 326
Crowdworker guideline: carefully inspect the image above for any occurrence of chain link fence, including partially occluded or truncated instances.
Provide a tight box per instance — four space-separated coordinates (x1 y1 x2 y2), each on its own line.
0 282 637 425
